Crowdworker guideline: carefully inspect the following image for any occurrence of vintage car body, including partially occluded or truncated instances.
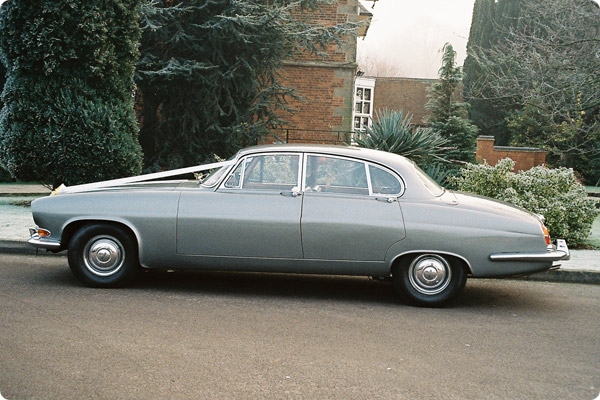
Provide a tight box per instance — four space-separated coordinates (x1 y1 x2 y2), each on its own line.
28 144 570 306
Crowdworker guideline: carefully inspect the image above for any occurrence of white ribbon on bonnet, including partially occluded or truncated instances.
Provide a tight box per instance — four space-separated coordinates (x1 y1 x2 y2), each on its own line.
52 160 234 195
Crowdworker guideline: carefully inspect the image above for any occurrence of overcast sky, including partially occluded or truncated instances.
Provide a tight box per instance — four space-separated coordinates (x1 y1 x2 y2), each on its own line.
358 0 476 79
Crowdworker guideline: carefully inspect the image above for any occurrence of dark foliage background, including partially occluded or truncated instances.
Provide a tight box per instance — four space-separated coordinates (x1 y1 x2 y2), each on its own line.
463 0 600 184
0 0 143 187
462 0 522 146
136 0 355 171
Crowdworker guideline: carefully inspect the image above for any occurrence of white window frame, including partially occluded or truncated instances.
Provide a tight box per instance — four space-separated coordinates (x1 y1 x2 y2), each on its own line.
352 77 376 141
219 152 303 191
301 153 405 197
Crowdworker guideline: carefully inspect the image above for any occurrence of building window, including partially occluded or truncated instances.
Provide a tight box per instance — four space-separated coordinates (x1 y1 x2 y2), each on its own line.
352 77 375 141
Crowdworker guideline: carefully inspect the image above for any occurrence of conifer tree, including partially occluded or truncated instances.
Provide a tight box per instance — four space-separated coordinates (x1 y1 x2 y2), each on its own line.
0 52 7 181
426 43 478 164
0 1 143 187
462 0 522 145
136 0 356 169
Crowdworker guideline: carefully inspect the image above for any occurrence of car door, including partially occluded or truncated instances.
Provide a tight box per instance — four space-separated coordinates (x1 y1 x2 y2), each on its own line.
177 153 303 258
300 154 406 261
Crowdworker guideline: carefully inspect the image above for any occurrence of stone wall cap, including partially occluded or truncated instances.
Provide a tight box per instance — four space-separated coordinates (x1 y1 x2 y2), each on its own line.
477 135 495 140
374 76 438 83
493 145 545 152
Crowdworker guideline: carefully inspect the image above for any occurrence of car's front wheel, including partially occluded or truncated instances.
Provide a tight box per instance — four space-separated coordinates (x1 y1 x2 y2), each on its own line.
392 253 467 307
68 224 139 287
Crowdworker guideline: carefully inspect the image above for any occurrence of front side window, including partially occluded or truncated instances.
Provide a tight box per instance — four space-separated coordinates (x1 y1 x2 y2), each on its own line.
222 154 300 191
304 155 369 195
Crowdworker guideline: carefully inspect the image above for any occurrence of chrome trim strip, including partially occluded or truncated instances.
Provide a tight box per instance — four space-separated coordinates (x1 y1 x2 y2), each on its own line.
490 239 570 262
27 236 61 249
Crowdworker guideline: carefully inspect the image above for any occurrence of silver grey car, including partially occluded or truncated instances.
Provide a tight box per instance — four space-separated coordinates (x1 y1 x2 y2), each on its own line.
28 144 569 306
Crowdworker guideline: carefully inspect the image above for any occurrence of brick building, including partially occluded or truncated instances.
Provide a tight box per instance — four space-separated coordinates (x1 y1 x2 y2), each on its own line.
369 77 436 126
273 1 371 144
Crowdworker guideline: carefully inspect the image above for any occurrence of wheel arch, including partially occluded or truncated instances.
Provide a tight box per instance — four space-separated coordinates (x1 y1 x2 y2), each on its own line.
390 250 473 276
61 218 141 256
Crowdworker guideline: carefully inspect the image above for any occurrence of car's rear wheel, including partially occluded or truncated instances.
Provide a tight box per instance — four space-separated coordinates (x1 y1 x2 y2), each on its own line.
68 224 139 287
392 253 467 307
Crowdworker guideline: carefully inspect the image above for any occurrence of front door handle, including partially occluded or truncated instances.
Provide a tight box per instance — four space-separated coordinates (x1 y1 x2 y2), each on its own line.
280 189 301 197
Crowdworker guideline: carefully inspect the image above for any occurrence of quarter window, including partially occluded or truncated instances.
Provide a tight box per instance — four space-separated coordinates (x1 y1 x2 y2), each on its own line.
223 162 244 188
369 165 403 195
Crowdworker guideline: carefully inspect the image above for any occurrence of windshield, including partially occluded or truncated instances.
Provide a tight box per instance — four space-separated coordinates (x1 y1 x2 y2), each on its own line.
413 163 444 197
200 166 228 187
200 156 236 187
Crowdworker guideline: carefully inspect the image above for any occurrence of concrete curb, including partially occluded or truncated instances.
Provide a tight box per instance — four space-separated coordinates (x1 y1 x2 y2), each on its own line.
0 240 66 257
0 193 50 197
0 240 598 284
515 269 600 285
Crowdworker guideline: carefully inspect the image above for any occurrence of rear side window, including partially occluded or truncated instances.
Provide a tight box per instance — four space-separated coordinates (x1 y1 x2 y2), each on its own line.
304 155 369 195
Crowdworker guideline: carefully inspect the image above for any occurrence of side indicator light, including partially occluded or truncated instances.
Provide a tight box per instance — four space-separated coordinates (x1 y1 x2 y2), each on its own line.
37 229 51 238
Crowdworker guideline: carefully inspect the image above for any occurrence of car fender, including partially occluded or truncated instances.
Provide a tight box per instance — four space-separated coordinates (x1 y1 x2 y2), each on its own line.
61 216 144 261
386 248 473 275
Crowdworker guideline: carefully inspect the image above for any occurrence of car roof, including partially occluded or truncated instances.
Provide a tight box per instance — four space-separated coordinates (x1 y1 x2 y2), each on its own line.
237 143 415 170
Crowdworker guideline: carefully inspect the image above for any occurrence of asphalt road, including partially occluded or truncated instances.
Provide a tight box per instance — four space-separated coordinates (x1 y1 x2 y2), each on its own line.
1 254 599 400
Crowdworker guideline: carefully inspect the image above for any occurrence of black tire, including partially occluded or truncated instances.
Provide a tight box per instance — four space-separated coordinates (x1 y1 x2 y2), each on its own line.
392 253 467 307
67 224 139 287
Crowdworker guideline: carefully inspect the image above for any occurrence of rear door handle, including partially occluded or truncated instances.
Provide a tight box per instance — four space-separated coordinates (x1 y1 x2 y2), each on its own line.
375 196 397 203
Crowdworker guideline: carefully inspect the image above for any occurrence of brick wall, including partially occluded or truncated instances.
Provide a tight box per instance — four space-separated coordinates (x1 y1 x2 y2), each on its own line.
372 77 437 125
276 0 359 143
476 136 546 171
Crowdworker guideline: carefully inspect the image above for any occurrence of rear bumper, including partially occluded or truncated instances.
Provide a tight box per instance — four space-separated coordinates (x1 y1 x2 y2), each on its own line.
489 239 570 262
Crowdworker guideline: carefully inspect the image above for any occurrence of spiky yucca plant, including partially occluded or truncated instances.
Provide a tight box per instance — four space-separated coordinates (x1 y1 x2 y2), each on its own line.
355 109 450 164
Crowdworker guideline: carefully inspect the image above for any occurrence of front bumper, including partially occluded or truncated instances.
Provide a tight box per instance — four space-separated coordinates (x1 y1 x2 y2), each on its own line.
27 227 61 250
489 239 570 262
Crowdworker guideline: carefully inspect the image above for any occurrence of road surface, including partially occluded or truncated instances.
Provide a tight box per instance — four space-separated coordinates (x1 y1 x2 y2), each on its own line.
1 254 598 399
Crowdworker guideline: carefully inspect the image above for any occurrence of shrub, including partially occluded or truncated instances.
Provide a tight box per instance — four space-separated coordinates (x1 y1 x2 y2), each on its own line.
451 158 598 246
355 109 449 164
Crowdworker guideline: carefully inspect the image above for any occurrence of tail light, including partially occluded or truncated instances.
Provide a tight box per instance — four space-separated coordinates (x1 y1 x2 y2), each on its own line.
541 225 551 245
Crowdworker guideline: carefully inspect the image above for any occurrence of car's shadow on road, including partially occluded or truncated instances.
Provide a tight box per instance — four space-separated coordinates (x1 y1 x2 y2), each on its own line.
127 269 547 310
132 269 402 305
34 265 553 310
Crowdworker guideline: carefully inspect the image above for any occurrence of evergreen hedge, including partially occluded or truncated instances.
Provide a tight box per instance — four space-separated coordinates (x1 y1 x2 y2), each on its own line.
0 1 143 187
451 158 598 246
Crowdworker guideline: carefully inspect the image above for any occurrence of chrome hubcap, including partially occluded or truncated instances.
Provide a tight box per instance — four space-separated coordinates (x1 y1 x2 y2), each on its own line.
83 236 124 277
408 255 451 295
